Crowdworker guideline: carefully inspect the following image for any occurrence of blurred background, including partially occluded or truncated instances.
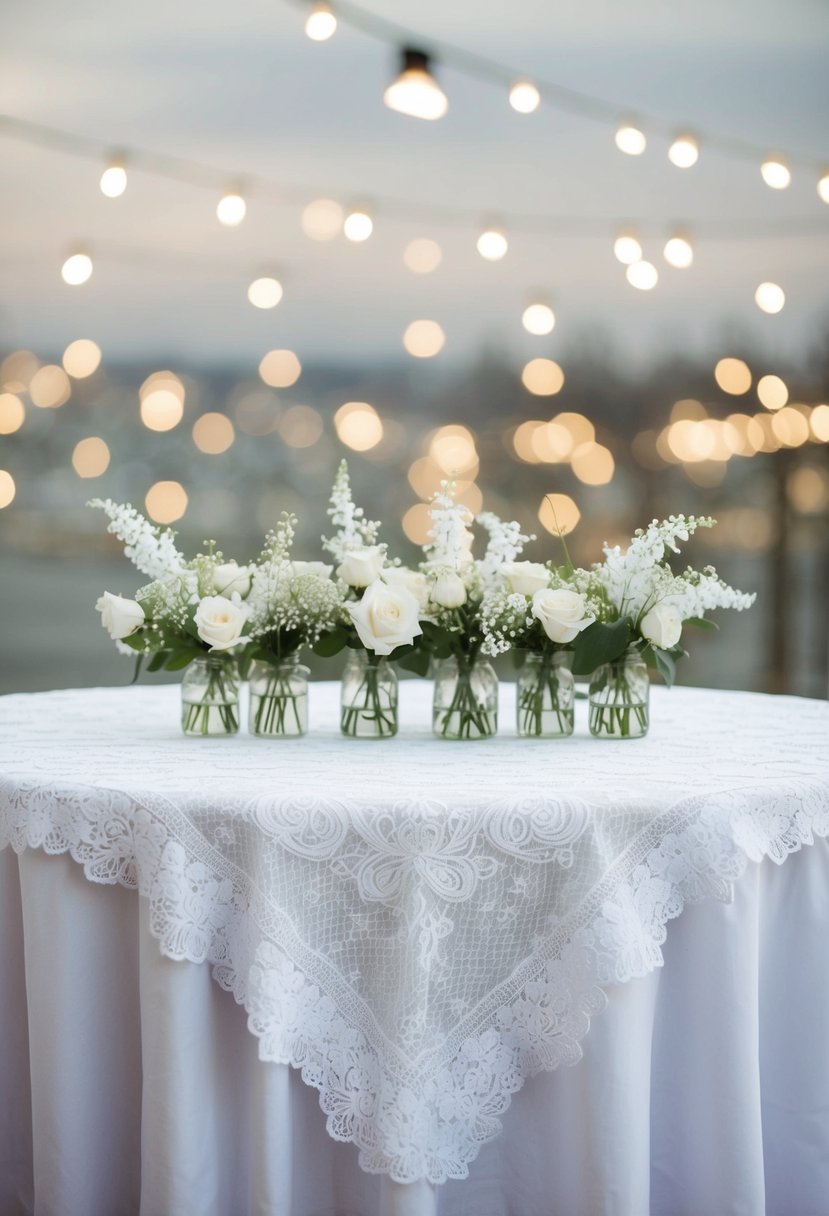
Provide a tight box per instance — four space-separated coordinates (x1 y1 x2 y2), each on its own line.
1 0 827 696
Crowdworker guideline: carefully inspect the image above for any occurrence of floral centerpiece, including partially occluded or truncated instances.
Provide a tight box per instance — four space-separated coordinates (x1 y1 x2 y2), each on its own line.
316 461 424 737
569 515 756 738
242 513 342 737
89 498 249 736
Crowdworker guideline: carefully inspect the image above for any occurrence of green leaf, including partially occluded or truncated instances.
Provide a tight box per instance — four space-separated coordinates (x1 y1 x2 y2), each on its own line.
120 632 146 652
146 650 170 673
647 645 678 688
395 647 432 677
164 650 199 671
313 628 348 657
571 619 632 676
684 616 719 631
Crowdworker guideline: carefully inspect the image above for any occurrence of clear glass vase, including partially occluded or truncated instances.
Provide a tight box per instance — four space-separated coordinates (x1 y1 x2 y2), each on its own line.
340 650 398 738
248 656 309 738
588 650 650 739
181 656 240 737
432 655 498 740
516 651 574 738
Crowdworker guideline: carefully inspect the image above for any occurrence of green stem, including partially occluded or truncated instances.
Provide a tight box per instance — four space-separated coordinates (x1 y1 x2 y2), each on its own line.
341 657 397 738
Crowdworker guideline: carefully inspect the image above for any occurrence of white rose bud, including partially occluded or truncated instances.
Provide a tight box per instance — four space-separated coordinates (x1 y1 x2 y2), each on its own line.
382 566 430 611
347 579 423 656
531 588 594 645
503 561 550 596
195 595 249 651
212 562 252 599
336 546 386 588
290 561 334 579
95 591 145 640
640 602 683 650
431 571 467 609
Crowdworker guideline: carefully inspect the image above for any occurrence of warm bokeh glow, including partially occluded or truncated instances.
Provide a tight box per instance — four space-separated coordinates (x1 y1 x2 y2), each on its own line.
538 493 580 536
0 393 25 434
334 401 384 451
754 282 785 314
771 406 810 447
140 370 185 403
402 503 433 544
663 235 693 268
145 481 188 524
141 389 184 432
613 233 642 265
247 277 283 309
276 404 323 447
521 303 555 335
757 374 788 411
477 228 508 260
0 470 15 509
384 57 448 121
29 365 71 408
626 260 658 290
615 123 647 155
61 253 93 285
344 210 374 241
553 411 595 447
259 349 302 388
233 389 279 436
714 357 752 395
509 80 541 113
305 2 337 40
521 357 565 396
430 424 478 474
403 238 442 273
668 134 699 168
810 403 829 441
301 198 343 241
192 412 235 454
530 421 574 463
100 164 127 198
217 192 246 226
788 466 829 514
760 158 791 189
819 172 829 204
62 339 102 378
512 420 545 463
403 319 445 358
571 441 615 484
1 350 39 392
670 398 707 423
71 437 111 478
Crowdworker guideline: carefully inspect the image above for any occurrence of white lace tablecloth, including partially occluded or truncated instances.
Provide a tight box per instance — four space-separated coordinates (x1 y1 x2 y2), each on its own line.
1 680 827 1185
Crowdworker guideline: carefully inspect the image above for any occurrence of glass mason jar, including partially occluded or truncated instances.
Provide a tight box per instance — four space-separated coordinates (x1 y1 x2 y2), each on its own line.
588 649 650 739
516 651 575 738
432 655 498 740
340 650 398 738
248 656 309 738
181 656 240 737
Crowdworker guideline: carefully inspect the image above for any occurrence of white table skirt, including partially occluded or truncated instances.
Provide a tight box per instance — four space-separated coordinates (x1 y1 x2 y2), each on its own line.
3 839 829 1216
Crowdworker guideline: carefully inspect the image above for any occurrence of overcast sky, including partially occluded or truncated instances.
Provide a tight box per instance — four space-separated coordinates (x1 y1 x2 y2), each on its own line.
1 0 828 372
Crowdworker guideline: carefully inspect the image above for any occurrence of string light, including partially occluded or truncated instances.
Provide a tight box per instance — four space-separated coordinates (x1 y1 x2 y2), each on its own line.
217 190 246 226
538 493 579 537
61 252 93 285
301 198 343 240
668 134 699 168
384 48 448 121
663 233 694 268
508 80 540 114
403 319 445 357
259 349 302 387
145 481 188 524
29 365 71 408
613 232 643 265
334 401 384 451
304 2 337 41
522 302 555 335
760 158 791 190
99 158 127 198
626 261 658 290
71 437 111 478
0 470 15 510
754 281 785 314
757 374 788 411
714 357 752 395
247 276 284 309
615 122 647 156
476 226 508 260
0 394 25 434
192 412 235 453
343 207 374 241
403 238 441 273
141 389 184 431
521 358 564 396
818 172 829 204
62 339 102 378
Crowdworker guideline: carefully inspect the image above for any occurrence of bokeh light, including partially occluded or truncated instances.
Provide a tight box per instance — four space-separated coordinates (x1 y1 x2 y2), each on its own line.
62 339 102 378
301 198 343 241
140 371 185 403
247 277 283 309
757 374 788 411
754 282 785 314
343 210 373 241
259 349 302 388
0 393 25 434
403 320 445 358
668 134 699 168
810 404 829 441
530 421 573 463
663 235 693 268
61 253 93 285
233 389 280 436
770 406 810 447
192 412 235 454
477 228 508 260
788 466 829 514
614 233 642 265
521 357 565 396
0 470 15 509
626 261 658 290
71 437 111 478
145 481 188 524
554 411 595 447
819 173 829 205
100 164 127 198
29 365 71 408
334 401 384 451
670 398 707 423
522 303 555 335
1 351 39 392
714 357 752 395
305 1 337 40
217 192 246 226
402 503 433 545
141 389 184 432
403 238 442 274
571 441 615 485
538 493 580 536
276 404 323 447
615 123 646 155
430 424 478 474
760 158 791 189
509 80 540 113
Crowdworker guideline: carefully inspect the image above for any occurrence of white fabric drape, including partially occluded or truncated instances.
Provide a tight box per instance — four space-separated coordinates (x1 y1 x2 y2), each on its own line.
3 839 829 1216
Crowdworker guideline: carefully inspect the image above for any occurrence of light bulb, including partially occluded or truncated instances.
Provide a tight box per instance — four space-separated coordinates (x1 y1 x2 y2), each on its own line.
754 282 785 314
305 2 336 41
668 134 699 168
817 171 829 204
217 191 246 226
384 48 448 121
476 227 508 260
615 122 646 155
248 277 284 309
343 209 374 242
522 302 555 335
663 234 694 268
509 80 540 114
614 232 642 265
626 261 658 290
61 253 93 285
100 161 127 198
760 158 791 190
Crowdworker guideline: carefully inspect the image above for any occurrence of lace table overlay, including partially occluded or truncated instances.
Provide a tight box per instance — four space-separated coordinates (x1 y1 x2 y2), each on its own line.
1 682 828 1183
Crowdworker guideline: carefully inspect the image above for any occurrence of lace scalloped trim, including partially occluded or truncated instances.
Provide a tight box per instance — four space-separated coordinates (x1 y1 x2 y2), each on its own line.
1 774 827 1184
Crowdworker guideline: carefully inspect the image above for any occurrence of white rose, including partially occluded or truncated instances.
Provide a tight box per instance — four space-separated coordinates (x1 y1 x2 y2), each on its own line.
195 595 249 651
531 588 594 645
381 566 430 611
95 591 145 640
291 561 333 580
640 602 682 650
431 571 467 609
503 561 550 596
212 562 252 599
337 546 386 588
347 579 423 655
